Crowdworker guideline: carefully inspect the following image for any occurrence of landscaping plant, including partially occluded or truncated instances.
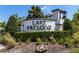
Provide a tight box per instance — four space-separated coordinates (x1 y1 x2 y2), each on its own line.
1 33 16 46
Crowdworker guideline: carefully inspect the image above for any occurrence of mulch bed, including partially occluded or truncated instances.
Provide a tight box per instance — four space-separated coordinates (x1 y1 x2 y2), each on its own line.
1 43 71 53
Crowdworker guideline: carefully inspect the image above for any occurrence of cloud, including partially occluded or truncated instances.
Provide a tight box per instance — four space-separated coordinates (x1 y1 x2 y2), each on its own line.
41 6 47 10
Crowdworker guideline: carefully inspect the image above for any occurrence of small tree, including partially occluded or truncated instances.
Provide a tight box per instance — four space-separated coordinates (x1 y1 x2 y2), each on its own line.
6 14 19 32
0 21 6 32
1 21 6 28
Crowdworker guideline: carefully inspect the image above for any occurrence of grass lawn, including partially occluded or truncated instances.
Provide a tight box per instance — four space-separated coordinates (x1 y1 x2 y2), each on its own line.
70 48 79 53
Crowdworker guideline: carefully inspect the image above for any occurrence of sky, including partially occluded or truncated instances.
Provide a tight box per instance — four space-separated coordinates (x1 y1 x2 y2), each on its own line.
0 5 79 22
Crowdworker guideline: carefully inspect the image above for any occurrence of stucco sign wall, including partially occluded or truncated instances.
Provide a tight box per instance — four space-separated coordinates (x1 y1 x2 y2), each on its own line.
21 19 56 32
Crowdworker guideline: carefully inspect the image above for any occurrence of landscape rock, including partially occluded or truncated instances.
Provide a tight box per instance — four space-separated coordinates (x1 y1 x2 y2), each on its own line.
35 44 48 53
0 44 6 51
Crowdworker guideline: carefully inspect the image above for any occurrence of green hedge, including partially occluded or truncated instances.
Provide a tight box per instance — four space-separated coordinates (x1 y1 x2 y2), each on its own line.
13 31 72 42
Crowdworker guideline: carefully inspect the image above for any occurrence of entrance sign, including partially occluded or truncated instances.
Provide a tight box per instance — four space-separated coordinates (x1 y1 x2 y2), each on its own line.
21 8 67 32
21 19 56 32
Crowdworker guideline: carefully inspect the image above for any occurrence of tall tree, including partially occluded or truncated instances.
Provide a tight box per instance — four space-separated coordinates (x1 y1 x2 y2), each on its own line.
6 14 19 32
72 9 79 22
27 6 45 18
63 18 72 31
72 8 79 31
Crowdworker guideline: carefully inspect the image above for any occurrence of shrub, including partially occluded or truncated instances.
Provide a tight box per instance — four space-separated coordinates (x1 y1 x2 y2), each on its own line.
12 31 75 48
14 31 71 42
55 36 74 48
17 38 22 45
44 42 48 45
1 33 16 46
0 35 3 44
72 31 79 44
36 37 42 45
51 39 56 44
26 38 31 44
37 37 42 42
58 38 65 45
64 36 74 48
49 35 56 44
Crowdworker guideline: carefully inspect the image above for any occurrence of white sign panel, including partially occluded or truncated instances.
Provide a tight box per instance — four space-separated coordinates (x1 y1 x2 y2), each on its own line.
21 19 56 32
